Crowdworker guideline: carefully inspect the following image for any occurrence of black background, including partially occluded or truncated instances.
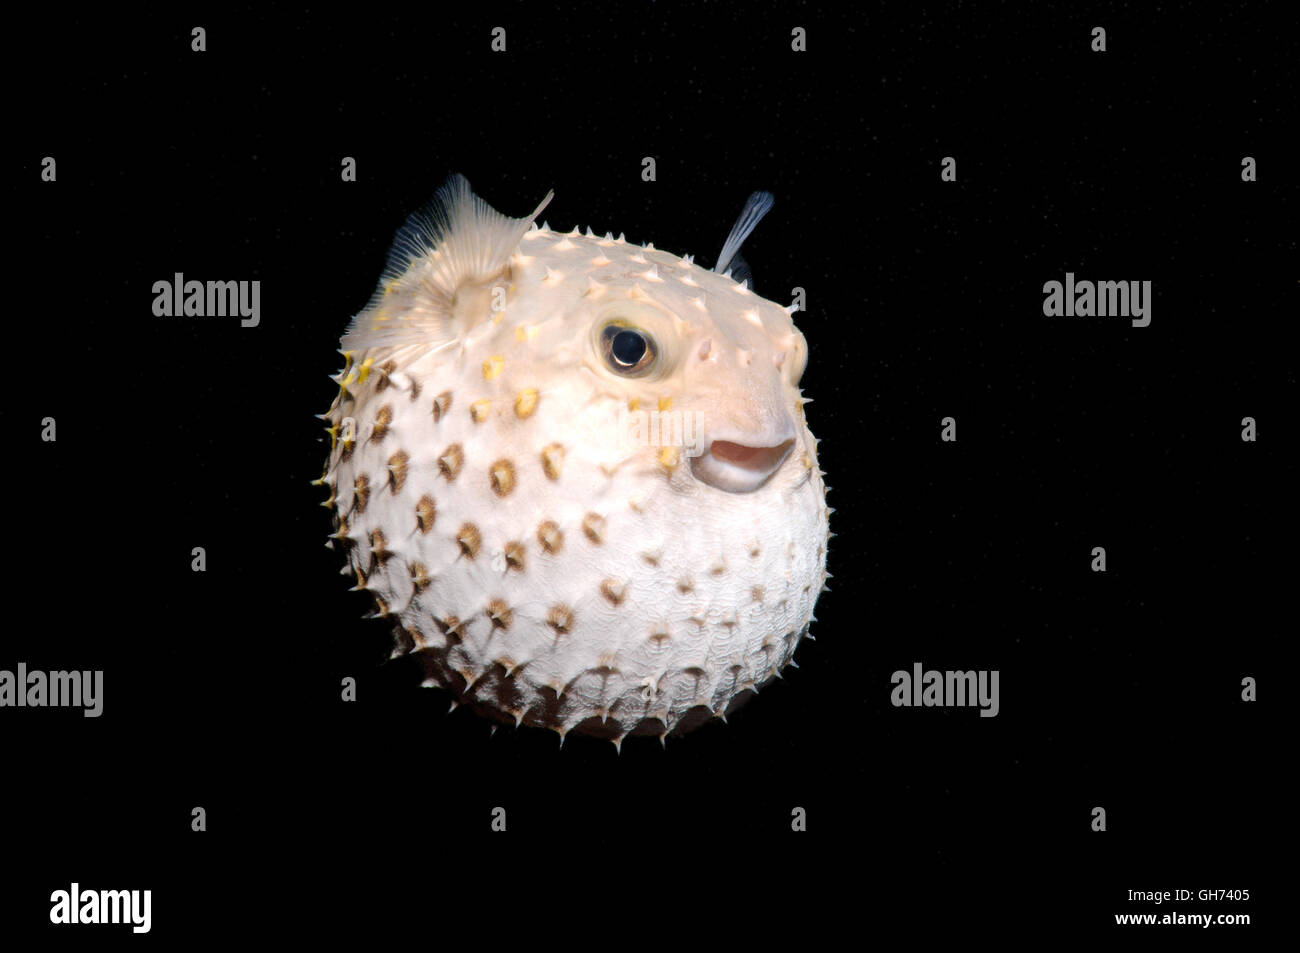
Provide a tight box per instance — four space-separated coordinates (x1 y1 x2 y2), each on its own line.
6 4 1290 941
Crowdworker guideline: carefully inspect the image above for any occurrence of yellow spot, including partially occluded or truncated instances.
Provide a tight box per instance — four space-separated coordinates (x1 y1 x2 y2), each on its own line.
482 355 504 380
357 356 374 383
515 388 539 418
657 396 673 412
627 397 640 411
802 453 813 470
514 324 539 341
658 447 679 471
342 368 358 387
471 399 491 423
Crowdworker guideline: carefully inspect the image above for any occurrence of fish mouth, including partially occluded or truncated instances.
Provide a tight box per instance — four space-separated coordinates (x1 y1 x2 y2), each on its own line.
690 437 796 493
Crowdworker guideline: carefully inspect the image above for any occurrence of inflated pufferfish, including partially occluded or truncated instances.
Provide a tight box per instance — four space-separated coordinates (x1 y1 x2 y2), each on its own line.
318 175 829 748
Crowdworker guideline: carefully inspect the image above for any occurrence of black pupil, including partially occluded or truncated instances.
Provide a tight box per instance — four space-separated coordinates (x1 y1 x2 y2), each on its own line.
611 329 647 366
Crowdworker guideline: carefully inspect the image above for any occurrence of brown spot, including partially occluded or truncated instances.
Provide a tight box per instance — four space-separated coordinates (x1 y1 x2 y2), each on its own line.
456 523 481 559
504 541 526 572
649 629 672 645
487 599 513 630
408 377 421 402
642 551 661 567
537 519 563 554
404 625 428 649
541 443 565 480
547 604 574 635
710 561 727 576
387 450 409 493
438 444 464 481
470 399 491 423
415 495 436 533
489 458 517 497
494 656 521 677
368 529 393 566
676 577 694 595
432 391 452 422
351 474 370 515
751 585 766 604
409 562 432 594
370 594 390 618
582 512 606 544
749 543 761 558
371 405 393 442
340 433 356 461
600 579 627 605
436 615 465 643
375 360 398 392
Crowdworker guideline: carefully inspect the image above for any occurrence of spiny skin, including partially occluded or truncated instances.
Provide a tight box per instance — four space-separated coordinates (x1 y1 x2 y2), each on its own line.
319 182 829 748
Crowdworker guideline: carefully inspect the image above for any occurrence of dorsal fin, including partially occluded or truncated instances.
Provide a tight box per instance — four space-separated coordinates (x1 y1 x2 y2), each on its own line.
342 175 553 351
714 190 773 277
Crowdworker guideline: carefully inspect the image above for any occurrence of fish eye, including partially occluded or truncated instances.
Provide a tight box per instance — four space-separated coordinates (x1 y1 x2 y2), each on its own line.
600 323 657 376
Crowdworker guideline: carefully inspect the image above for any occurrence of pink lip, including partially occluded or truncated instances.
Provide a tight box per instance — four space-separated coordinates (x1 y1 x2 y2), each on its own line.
691 438 796 493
